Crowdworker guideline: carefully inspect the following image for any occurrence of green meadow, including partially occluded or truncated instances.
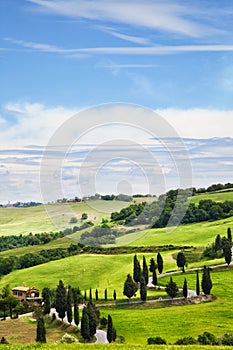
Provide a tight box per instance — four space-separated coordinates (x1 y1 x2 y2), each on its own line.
191 190 233 204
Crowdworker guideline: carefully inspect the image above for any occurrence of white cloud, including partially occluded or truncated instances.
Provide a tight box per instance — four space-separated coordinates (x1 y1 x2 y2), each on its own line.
156 108 233 138
27 0 225 38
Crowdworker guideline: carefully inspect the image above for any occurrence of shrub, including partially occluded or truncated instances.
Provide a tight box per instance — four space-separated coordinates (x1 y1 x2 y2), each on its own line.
198 332 219 345
57 333 79 343
147 336 167 344
175 336 197 345
221 333 233 345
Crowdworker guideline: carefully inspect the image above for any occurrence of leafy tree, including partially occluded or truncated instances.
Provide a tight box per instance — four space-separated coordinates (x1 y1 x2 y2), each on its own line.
123 274 138 301
140 274 147 301
95 289 98 301
165 277 178 299
198 332 218 345
36 317 46 343
227 227 232 245
201 266 212 295
81 307 90 342
183 278 188 298
81 213 88 220
152 268 157 286
142 255 149 285
149 258 157 273
222 333 233 345
223 239 232 266
157 252 163 274
148 337 167 344
133 254 141 283
177 252 186 272
42 288 51 315
196 270 200 296
67 285 72 324
113 290 116 301
69 217 78 224
107 314 114 343
55 280 67 321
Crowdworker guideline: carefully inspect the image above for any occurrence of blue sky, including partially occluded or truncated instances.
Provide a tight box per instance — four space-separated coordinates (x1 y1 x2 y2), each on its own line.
0 0 233 202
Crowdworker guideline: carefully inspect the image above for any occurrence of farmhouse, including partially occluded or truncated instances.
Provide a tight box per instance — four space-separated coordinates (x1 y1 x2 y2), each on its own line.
12 286 42 302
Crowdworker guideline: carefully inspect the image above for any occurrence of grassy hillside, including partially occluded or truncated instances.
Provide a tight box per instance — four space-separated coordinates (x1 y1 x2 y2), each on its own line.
110 216 233 247
0 200 130 236
100 267 233 344
191 190 233 204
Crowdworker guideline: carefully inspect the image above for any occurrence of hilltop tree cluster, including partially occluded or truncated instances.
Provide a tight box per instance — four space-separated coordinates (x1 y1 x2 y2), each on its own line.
203 228 232 265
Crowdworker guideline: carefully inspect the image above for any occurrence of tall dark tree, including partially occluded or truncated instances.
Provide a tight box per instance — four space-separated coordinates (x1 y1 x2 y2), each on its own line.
157 252 163 274
183 278 188 299
223 239 232 266
214 234 221 251
140 274 147 301
133 254 141 283
86 302 98 338
55 280 67 321
149 258 157 273
142 255 149 285
42 288 51 315
177 252 186 272
84 290 87 302
89 288 92 301
67 285 72 324
107 314 114 343
123 274 138 301
95 289 99 301
165 277 178 299
36 317 46 343
227 227 232 245
201 266 212 295
113 290 116 301
152 268 157 286
73 289 79 327
196 270 200 296
81 307 90 342
104 288 108 301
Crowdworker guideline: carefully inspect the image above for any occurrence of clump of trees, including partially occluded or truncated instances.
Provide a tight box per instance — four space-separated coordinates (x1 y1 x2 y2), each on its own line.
202 229 232 265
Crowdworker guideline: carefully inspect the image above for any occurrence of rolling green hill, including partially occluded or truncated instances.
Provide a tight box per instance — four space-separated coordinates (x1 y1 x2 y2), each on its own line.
191 190 233 204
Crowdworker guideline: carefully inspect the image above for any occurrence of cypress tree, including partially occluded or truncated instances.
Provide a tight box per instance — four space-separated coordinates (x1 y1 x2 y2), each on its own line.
201 266 212 295
140 274 147 301
142 255 149 285
89 288 92 301
86 302 98 338
95 289 99 301
133 254 141 283
36 317 46 343
196 270 200 296
176 252 186 272
107 314 113 343
183 278 188 298
113 290 116 301
81 307 90 342
165 277 178 299
157 252 163 274
223 240 232 266
113 327 117 342
123 274 138 301
84 290 87 302
67 285 72 324
149 258 157 273
55 280 67 321
227 227 232 245
152 268 157 286
104 288 107 301
214 234 221 251
42 288 51 315
73 289 79 327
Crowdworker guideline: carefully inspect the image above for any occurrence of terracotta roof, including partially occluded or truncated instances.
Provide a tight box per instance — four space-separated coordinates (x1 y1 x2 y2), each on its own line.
12 286 39 292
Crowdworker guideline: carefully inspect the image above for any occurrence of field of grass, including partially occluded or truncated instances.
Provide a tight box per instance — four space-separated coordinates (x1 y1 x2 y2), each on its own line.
0 345 233 350
0 251 179 295
191 190 233 204
100 267 233 344
0 200 130 236
111 216 233 248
